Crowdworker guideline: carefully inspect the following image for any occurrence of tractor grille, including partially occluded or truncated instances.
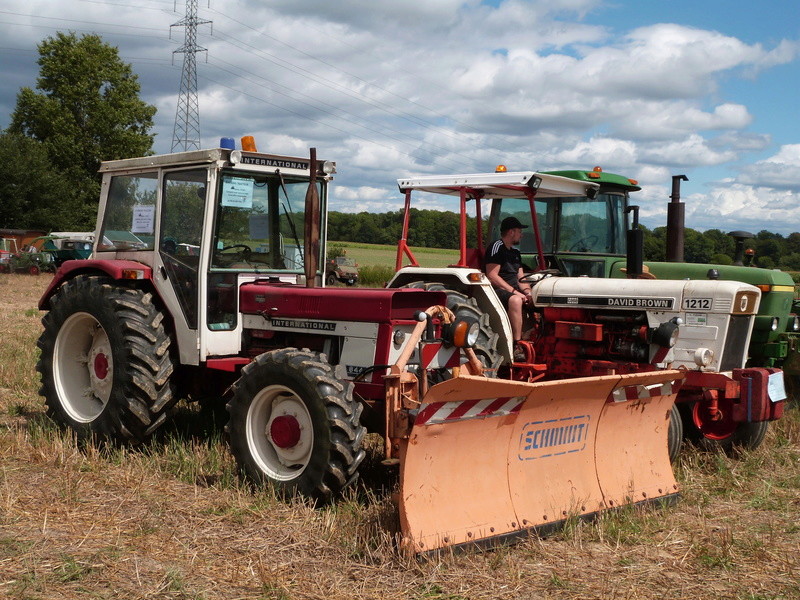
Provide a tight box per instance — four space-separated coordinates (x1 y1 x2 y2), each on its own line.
720 315 752 371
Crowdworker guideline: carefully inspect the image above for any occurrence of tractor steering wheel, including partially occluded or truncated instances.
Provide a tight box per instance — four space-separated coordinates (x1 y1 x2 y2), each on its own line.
221 244 252 259
569 235 599 252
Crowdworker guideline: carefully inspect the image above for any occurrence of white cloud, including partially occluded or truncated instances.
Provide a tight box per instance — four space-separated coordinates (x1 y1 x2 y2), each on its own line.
640 134 738 167
738 144 800 190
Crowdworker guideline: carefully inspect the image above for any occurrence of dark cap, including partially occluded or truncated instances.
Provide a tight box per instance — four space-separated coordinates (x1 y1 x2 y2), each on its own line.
500 216 528 232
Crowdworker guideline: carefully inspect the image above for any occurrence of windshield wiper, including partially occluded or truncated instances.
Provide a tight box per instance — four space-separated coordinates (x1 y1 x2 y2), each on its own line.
275 169 304 265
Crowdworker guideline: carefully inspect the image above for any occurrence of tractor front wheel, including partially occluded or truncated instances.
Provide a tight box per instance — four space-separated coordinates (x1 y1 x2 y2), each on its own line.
37 275 176 442
678 400 769 453
402 282 504 375
667 403 683 463
226 348 366 502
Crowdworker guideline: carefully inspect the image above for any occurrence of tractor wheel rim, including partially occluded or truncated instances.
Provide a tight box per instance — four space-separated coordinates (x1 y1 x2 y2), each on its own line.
246 385 314 481
53 312 113 423
692 401 736 440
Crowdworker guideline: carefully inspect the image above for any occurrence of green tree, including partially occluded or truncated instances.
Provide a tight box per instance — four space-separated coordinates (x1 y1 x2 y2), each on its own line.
7 32 156 229
0 132 80 230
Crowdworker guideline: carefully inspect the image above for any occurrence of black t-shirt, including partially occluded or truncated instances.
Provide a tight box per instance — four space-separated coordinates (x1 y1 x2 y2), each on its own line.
485 239 522 290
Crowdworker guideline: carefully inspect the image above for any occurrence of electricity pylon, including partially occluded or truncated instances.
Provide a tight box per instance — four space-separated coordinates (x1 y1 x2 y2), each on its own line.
170 0 212 152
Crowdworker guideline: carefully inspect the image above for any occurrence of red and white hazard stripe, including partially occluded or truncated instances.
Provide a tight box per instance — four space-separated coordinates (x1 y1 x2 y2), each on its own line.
611 381 678 403
420 343 461 370
415 396 525 426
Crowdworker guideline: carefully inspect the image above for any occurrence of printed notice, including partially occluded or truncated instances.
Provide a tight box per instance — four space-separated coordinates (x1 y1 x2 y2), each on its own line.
131 205 155 234
222 176 254 208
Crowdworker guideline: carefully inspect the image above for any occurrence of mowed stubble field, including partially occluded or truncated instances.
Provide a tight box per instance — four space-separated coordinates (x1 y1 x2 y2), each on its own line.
0 272 799 600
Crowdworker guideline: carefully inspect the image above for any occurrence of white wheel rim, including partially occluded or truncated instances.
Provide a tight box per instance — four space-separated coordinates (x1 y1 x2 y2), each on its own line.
246 384 314 481
53 312 113 423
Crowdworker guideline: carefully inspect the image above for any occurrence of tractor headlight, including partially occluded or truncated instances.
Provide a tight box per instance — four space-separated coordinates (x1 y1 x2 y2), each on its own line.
442 317 480 348
771 317 779 331
693 347 714 367
651 321 679 348
791 315 800 332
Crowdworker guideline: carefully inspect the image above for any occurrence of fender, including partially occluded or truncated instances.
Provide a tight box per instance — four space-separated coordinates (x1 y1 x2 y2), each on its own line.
38 259 153 310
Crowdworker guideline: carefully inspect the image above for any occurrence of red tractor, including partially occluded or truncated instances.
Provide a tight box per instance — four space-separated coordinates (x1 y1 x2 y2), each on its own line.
387 169 786 455
37 140 684 553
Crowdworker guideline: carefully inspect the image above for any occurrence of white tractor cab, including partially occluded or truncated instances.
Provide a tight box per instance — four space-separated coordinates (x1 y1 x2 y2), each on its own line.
386 169 786 452
66 146 336 366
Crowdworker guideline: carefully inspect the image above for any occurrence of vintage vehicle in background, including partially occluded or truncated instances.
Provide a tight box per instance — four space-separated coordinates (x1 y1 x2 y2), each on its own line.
325 255 359 286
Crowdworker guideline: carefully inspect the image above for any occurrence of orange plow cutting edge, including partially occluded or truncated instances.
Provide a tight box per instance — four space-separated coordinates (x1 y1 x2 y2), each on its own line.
398 369 683 554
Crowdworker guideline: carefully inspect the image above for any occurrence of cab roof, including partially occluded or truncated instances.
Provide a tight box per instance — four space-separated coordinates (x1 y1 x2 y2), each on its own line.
397 171 600 199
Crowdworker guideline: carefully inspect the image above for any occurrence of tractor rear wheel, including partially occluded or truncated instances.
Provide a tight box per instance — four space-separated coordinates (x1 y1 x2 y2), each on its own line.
37 275 176 442
402 282 503 375
226 348 366 503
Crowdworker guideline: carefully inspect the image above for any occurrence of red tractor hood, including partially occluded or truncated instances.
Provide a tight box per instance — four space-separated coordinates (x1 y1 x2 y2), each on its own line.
239 283 446 323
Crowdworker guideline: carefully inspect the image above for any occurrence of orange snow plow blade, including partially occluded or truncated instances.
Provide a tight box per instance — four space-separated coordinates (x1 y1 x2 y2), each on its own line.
398 370 682 554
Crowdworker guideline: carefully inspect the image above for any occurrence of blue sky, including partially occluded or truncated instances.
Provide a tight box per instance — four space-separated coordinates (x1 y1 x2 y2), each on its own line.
1 0 799 234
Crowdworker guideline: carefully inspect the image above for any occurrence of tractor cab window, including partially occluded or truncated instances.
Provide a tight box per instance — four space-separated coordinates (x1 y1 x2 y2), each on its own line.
97 172 158 251
210 172 314 272
556 194 626 254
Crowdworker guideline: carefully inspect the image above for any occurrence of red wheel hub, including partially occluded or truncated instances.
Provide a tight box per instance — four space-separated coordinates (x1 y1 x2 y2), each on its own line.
692 401 736 440
94 353 109 380
270 415 301 448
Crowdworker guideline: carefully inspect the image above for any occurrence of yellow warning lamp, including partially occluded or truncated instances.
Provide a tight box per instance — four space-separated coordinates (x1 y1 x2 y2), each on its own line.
587 166 602 179
241 136 258 152
495 165 507 173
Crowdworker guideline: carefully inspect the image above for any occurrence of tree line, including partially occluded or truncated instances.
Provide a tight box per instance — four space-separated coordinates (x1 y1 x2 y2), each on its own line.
329 209 800 271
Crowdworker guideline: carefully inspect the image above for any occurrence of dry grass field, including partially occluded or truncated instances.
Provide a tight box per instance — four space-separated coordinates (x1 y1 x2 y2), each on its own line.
1 273 799 600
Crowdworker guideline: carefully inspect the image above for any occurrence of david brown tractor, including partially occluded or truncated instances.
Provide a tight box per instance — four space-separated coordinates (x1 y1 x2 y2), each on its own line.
38 139 682 553
533 167 800 390
386 169 787 455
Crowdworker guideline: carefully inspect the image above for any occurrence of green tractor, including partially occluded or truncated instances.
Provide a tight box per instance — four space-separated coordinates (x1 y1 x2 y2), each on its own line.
503 166 799 394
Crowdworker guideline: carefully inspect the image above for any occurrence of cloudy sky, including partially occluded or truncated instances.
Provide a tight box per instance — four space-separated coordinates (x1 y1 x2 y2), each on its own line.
1 0 799 233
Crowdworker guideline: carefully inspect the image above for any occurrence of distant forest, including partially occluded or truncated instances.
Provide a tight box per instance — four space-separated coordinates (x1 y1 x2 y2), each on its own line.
327 209 800 271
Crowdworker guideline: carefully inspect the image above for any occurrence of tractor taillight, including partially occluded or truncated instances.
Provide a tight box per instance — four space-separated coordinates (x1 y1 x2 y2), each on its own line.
121 269 145 280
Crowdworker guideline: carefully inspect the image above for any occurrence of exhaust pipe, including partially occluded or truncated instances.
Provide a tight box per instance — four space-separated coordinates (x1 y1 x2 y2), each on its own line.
304 148 319 287
666 175 688 262
625 205 643 278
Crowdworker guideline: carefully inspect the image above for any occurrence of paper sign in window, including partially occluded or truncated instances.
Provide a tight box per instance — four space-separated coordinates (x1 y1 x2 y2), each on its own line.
222 176 254 208
131 205 155 234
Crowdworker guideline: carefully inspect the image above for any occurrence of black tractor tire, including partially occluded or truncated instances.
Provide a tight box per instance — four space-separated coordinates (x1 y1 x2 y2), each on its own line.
667 403 683 463
677 400 770 454
401 281 504 375
326 273 337 286
37 275 176 443
226 348 366 503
